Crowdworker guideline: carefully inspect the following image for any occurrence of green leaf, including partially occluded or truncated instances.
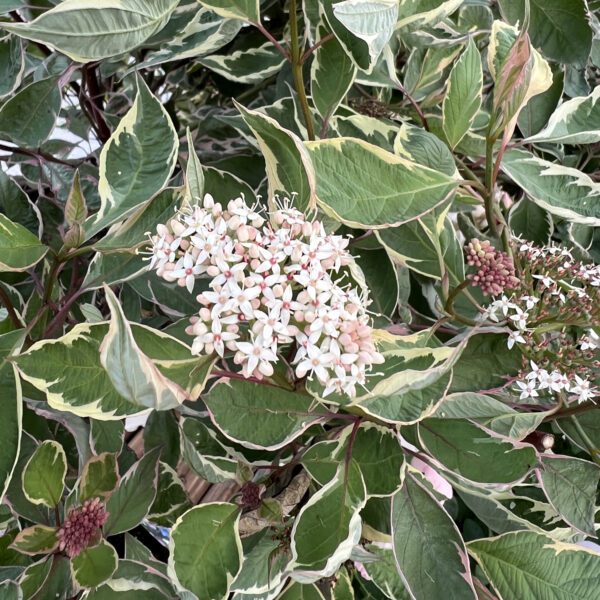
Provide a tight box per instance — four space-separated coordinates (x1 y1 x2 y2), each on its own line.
86 77 179 239
450 333 521 393
184 128 204 207
10 525 58 556
20 555 72 599
278 582 326 599
498 0 592 65
0 330 24 502
517 66 564 137
180 417 238 484
90 420 124 455
231 530 290 595
148 462 190 527
204 379 326 450
443 38 483 149
377 208 464 282
392 473 477 600
0 35 24 98
527 86 600 145
311 24 356 119
354 248 399 320
144 410 180 469
0 213 47 272
64 170 88 227
22 441 66 508
103 447 160 537
198 0 259 21
99 286 188 411
235 102 317 214
134 10 241 70
538 455 600 536
305 138 456 229
365 544 411 600
502 149 600 226
168 503 242 600
342 423 404 496
71 540 118 589
332 0 398 66
291 461 366 576
418 419 537 484
199 42 285 84
16 322 212 419
508 198 553 246
2 0 179 63
396 0 465 31
79 453 119 502
0 581 21 600
0 170 40 235
394 123 458 177
0 76 60 147
468 531 600 599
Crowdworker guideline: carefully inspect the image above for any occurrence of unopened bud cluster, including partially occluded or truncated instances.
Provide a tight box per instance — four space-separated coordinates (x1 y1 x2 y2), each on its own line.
147 194 383 397
465 239 519 296
486 243 599 404
57 497 108 557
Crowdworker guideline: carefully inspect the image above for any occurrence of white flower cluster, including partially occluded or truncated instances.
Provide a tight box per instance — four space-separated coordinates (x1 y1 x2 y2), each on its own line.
483 242 600 405
147 194 383 397
516 361 596 403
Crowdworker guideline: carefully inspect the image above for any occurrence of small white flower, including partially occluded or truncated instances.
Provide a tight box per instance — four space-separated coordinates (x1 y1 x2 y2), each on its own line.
516 380 539 400
509 308 529 331
520 295 539 310
507 330 526 349
172 253 203 293
296 342 334 383
236 335 277 377
571 376 597 403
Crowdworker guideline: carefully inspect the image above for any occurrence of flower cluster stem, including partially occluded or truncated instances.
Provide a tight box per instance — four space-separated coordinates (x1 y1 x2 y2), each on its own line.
289 0 315 140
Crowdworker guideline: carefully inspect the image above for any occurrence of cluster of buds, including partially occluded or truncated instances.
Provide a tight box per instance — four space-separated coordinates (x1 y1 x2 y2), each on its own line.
486 243 599 404
147 194 383 397
57 498 108 557
465 239 519 296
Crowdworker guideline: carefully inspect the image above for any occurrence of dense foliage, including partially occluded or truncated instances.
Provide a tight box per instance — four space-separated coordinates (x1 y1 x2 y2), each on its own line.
0 0 599 598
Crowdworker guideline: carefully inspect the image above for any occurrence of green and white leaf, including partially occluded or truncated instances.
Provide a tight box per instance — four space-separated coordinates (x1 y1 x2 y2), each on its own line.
332 0 398 65
17 321 212 419
204 379 326 450
199 42 285 84
135 9 241 70
10 524 58 556
0 76 61 147
1 0 179 63
442 38 483 149
79 452 119 502
527 86 600 145
538 455 600 537
22 441 66 508
87 77 178 239
0 35 24 98
71 540 118 589
0 330 24 502
311 23 356 119
290 461 366 579
396 0 465 31
168 503 243 600
236 102 317 214
305 137 457 229
468 531 600 600
0 213 47 272
502 149 600 226
498 0 592 66
100 286 189 411
417 419 537 484
104 447 160 536
198 0 259 21
392 473 477 600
